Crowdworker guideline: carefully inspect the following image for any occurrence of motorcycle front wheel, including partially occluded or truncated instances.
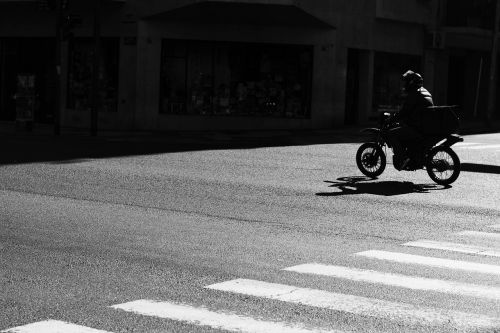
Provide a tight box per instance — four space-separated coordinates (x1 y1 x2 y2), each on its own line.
356 143 386 178
425 146 460 185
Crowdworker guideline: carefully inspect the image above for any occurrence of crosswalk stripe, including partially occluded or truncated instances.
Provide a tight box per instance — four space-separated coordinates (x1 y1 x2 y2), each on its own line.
356 250 500 275
457 230 500 240
454 142 481 147
0 320 114 333
459 144 500 150
205 279 500 330
111 299 345 333
403 240 500 257
283 263 500 300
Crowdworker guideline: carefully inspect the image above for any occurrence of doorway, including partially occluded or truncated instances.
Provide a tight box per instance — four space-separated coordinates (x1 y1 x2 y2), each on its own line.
344 49 360 125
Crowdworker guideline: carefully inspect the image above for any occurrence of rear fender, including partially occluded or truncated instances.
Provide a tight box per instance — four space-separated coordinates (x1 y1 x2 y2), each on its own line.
438 134 463 147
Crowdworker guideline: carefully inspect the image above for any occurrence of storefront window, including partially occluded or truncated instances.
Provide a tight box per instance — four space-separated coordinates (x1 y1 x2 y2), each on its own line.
0 38 56 123
160 40 312 118
67 38 119 112
373 52 421 113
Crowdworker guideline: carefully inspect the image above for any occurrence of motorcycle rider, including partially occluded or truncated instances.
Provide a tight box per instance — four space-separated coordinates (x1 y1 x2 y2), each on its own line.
387 70 434 170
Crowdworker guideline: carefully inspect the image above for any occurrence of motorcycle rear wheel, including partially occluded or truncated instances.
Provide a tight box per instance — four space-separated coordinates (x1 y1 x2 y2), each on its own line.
425 146 460 185
356 143 386 178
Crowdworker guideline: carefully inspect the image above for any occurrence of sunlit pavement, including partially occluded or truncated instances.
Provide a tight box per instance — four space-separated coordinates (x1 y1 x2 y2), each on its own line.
1 130 499 333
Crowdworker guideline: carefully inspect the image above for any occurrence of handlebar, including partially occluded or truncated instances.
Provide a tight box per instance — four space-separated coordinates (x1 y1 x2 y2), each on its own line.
380 112 400 129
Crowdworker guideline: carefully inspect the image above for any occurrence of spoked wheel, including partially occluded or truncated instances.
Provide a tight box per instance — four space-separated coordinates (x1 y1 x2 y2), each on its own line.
356 143 386 178
425 146 460 185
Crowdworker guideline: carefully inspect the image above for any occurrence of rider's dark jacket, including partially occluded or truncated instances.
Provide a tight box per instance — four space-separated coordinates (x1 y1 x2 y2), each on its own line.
396 87 434 130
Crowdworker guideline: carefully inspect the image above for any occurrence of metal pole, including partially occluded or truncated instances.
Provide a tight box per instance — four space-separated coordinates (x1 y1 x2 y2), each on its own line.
54 0 63 136
487 0 500 123
90 0 101 136
474 57 483 118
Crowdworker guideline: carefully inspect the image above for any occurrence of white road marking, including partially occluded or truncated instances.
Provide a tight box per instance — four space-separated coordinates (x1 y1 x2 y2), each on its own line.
0 320 114 333
111 299 344 333
457 230 500 240
283 263 500 300
454 142 481 147
205 279 500 330
356 250 500 275
460 144 500 150
404 240 500 257
489 224 500 231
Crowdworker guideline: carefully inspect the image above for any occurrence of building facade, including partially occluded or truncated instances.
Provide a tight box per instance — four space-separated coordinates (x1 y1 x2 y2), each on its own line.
0 0 497 132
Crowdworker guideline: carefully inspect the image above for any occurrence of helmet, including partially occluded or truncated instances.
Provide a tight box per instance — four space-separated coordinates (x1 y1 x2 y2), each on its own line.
402 70 423 91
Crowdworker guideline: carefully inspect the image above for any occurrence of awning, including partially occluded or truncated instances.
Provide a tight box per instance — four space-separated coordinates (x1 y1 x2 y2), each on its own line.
145 1 334 29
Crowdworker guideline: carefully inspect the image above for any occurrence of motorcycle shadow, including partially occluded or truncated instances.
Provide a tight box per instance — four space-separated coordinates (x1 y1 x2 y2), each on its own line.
316 176 451 197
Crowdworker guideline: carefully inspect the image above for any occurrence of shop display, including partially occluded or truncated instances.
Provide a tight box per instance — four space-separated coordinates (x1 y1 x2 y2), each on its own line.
15 74 36 123
67 38 119 112
160 40 312 118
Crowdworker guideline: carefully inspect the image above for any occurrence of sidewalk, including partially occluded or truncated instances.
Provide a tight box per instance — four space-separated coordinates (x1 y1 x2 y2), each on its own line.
1 119 499 145
0 121 367 145
458 119 500 135
1 119 498 166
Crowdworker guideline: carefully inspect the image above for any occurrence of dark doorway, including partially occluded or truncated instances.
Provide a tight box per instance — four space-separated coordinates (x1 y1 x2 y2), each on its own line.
447 55 465 115
345 49 360 125
0 38 56 123
373 51 421 115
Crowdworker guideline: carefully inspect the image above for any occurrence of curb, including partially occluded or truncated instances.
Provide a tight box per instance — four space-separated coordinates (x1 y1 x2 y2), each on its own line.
0 121 499 143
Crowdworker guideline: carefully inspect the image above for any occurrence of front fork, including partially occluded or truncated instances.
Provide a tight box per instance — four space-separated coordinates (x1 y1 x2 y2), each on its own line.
375 134 389 157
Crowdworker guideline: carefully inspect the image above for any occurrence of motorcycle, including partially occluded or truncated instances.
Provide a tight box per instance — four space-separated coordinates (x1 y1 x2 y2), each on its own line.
356 108 463 185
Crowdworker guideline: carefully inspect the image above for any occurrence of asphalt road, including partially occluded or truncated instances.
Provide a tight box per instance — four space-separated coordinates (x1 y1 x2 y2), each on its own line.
0 131 499 333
